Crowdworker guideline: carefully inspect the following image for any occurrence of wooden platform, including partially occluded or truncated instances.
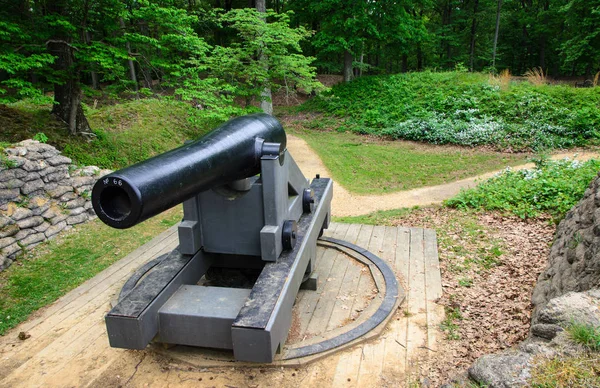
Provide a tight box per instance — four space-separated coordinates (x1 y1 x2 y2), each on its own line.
0 223 443 387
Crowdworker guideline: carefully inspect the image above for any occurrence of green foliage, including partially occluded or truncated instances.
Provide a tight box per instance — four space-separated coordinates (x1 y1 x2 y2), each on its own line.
445 158 600 220
441 306 463 340
305 72 600 151
33 132 48 143
567 323 600 352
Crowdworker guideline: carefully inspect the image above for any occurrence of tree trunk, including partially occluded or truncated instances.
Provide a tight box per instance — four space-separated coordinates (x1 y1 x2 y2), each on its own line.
256 0 272 115
492 0 503 68
417 43 423 70
401 54 408 73
120 18 138 94
47 40 91 135
469 0 479 71
343 50 353 82
84 31 99 89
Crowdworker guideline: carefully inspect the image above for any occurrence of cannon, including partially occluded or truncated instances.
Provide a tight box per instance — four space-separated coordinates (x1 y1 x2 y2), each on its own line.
92 114 332 362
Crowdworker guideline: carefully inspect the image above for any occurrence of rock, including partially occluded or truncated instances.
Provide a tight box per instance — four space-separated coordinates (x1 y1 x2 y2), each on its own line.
2 202 17 217
22 159 46 172
37 166 57 177
74 166 100 176
47 185 72 199
532 173 600 319
34 222 51 233
83 201 93 210
5 147 27 157
41 206 62 220
66 213 88 225
71 176 96 188
0 224 19 238
64 197 85 209
0 168 27 181
21 179 44 195
16 216 44 229
530 323 563 340
6 156 26 168
0 215 14 228
2 242 21 257
46 155 72 166
25 151 44 161
468 351 533 388
68 207 86 216
14 229 34 241
45 221 66 238
0 236 15 249
21 171 41 182
23 142 58 155
11 207 33 221
20 232 45 247
536 290 600 328
60 192 78 202
43 169 69 183
28 197 51 216
49 214 68 225
0 179 24 189
0 189 20 203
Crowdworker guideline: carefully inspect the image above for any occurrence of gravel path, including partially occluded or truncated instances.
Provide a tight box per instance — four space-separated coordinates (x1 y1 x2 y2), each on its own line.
287 134 600 217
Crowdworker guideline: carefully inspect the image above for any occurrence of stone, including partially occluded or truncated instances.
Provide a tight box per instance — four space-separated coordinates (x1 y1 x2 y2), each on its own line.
25 151 44 161
60 192 78 202
21 179 44 195
37 166 57 177
43 169 69 183
74 166 100 177
50 214 68 225
11 207 33 221
28 197 51 216
0 236 15 249
41 206 62 220
468 351 532 388
530 323 563 340
68 207 86 216
0 224 19 238
5 147 27 157
0 168 27 181
1 202 17 217
0 179 24 189
21 171 41 182
66 213 88 225
2 243 21 257
16 216 44 229
23 142 57 154
34 222 51 233
0 189 20 203
22 159 46 172
46 155 72 166
6 156 26 168
47 186 73 199
20 233 45 247
64 197 85 209
45 221 66 238
71 176 96 188
536 290 600 328
14 229 34 241
0 214 14 228
83 201 93 210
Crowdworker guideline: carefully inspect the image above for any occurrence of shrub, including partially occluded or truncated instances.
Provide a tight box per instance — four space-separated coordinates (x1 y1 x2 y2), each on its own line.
445 158 600 220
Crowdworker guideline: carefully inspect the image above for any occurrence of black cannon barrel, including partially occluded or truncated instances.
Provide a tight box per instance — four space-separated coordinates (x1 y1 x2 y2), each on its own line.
92 113 286 229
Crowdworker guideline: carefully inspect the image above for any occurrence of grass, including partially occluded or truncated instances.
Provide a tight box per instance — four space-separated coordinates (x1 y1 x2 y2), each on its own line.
1 98 220 169
303 71 600 151
529 355 600 387
446 157 600 220
567 323 600 352
293 128 528 195
0 207 182 335
440 306 463 340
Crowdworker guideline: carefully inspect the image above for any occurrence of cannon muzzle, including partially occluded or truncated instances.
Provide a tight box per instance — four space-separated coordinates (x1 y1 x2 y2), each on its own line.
92 113 286 229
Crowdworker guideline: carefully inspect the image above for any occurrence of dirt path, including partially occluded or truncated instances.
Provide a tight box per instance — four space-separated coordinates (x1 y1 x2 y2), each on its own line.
287 134 600 217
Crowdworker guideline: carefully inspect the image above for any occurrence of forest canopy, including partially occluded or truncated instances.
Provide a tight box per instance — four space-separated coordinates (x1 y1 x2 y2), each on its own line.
0 0 599 135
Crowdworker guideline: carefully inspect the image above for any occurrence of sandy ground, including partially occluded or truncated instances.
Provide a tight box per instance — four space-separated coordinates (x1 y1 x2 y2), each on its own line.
286 134 600 217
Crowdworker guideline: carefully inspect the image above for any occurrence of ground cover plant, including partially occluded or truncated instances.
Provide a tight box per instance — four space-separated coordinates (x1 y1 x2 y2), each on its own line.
0 99 223 169
285 117 528 195
0 207 182 335
446 157 600 220
303 71 600 151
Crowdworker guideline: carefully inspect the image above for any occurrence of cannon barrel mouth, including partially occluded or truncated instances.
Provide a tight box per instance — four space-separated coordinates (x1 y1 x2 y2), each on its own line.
99 186 132 221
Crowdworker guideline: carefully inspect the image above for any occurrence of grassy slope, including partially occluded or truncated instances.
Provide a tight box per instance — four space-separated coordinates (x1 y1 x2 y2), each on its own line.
292 127 528 195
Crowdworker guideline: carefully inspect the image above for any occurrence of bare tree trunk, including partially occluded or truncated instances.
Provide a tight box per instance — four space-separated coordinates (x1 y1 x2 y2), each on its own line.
256 0 272 115
120 18 138 94
469 0 479 71
84 31 99 89
343 50 353 82
492 0 503 68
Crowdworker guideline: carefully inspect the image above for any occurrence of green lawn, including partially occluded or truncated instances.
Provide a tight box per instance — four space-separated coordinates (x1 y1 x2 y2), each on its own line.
294 128 529 195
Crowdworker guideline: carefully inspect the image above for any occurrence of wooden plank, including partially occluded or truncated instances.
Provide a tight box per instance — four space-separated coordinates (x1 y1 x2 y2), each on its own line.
424 228 444 352
0 233 178 373
395 227 411 281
